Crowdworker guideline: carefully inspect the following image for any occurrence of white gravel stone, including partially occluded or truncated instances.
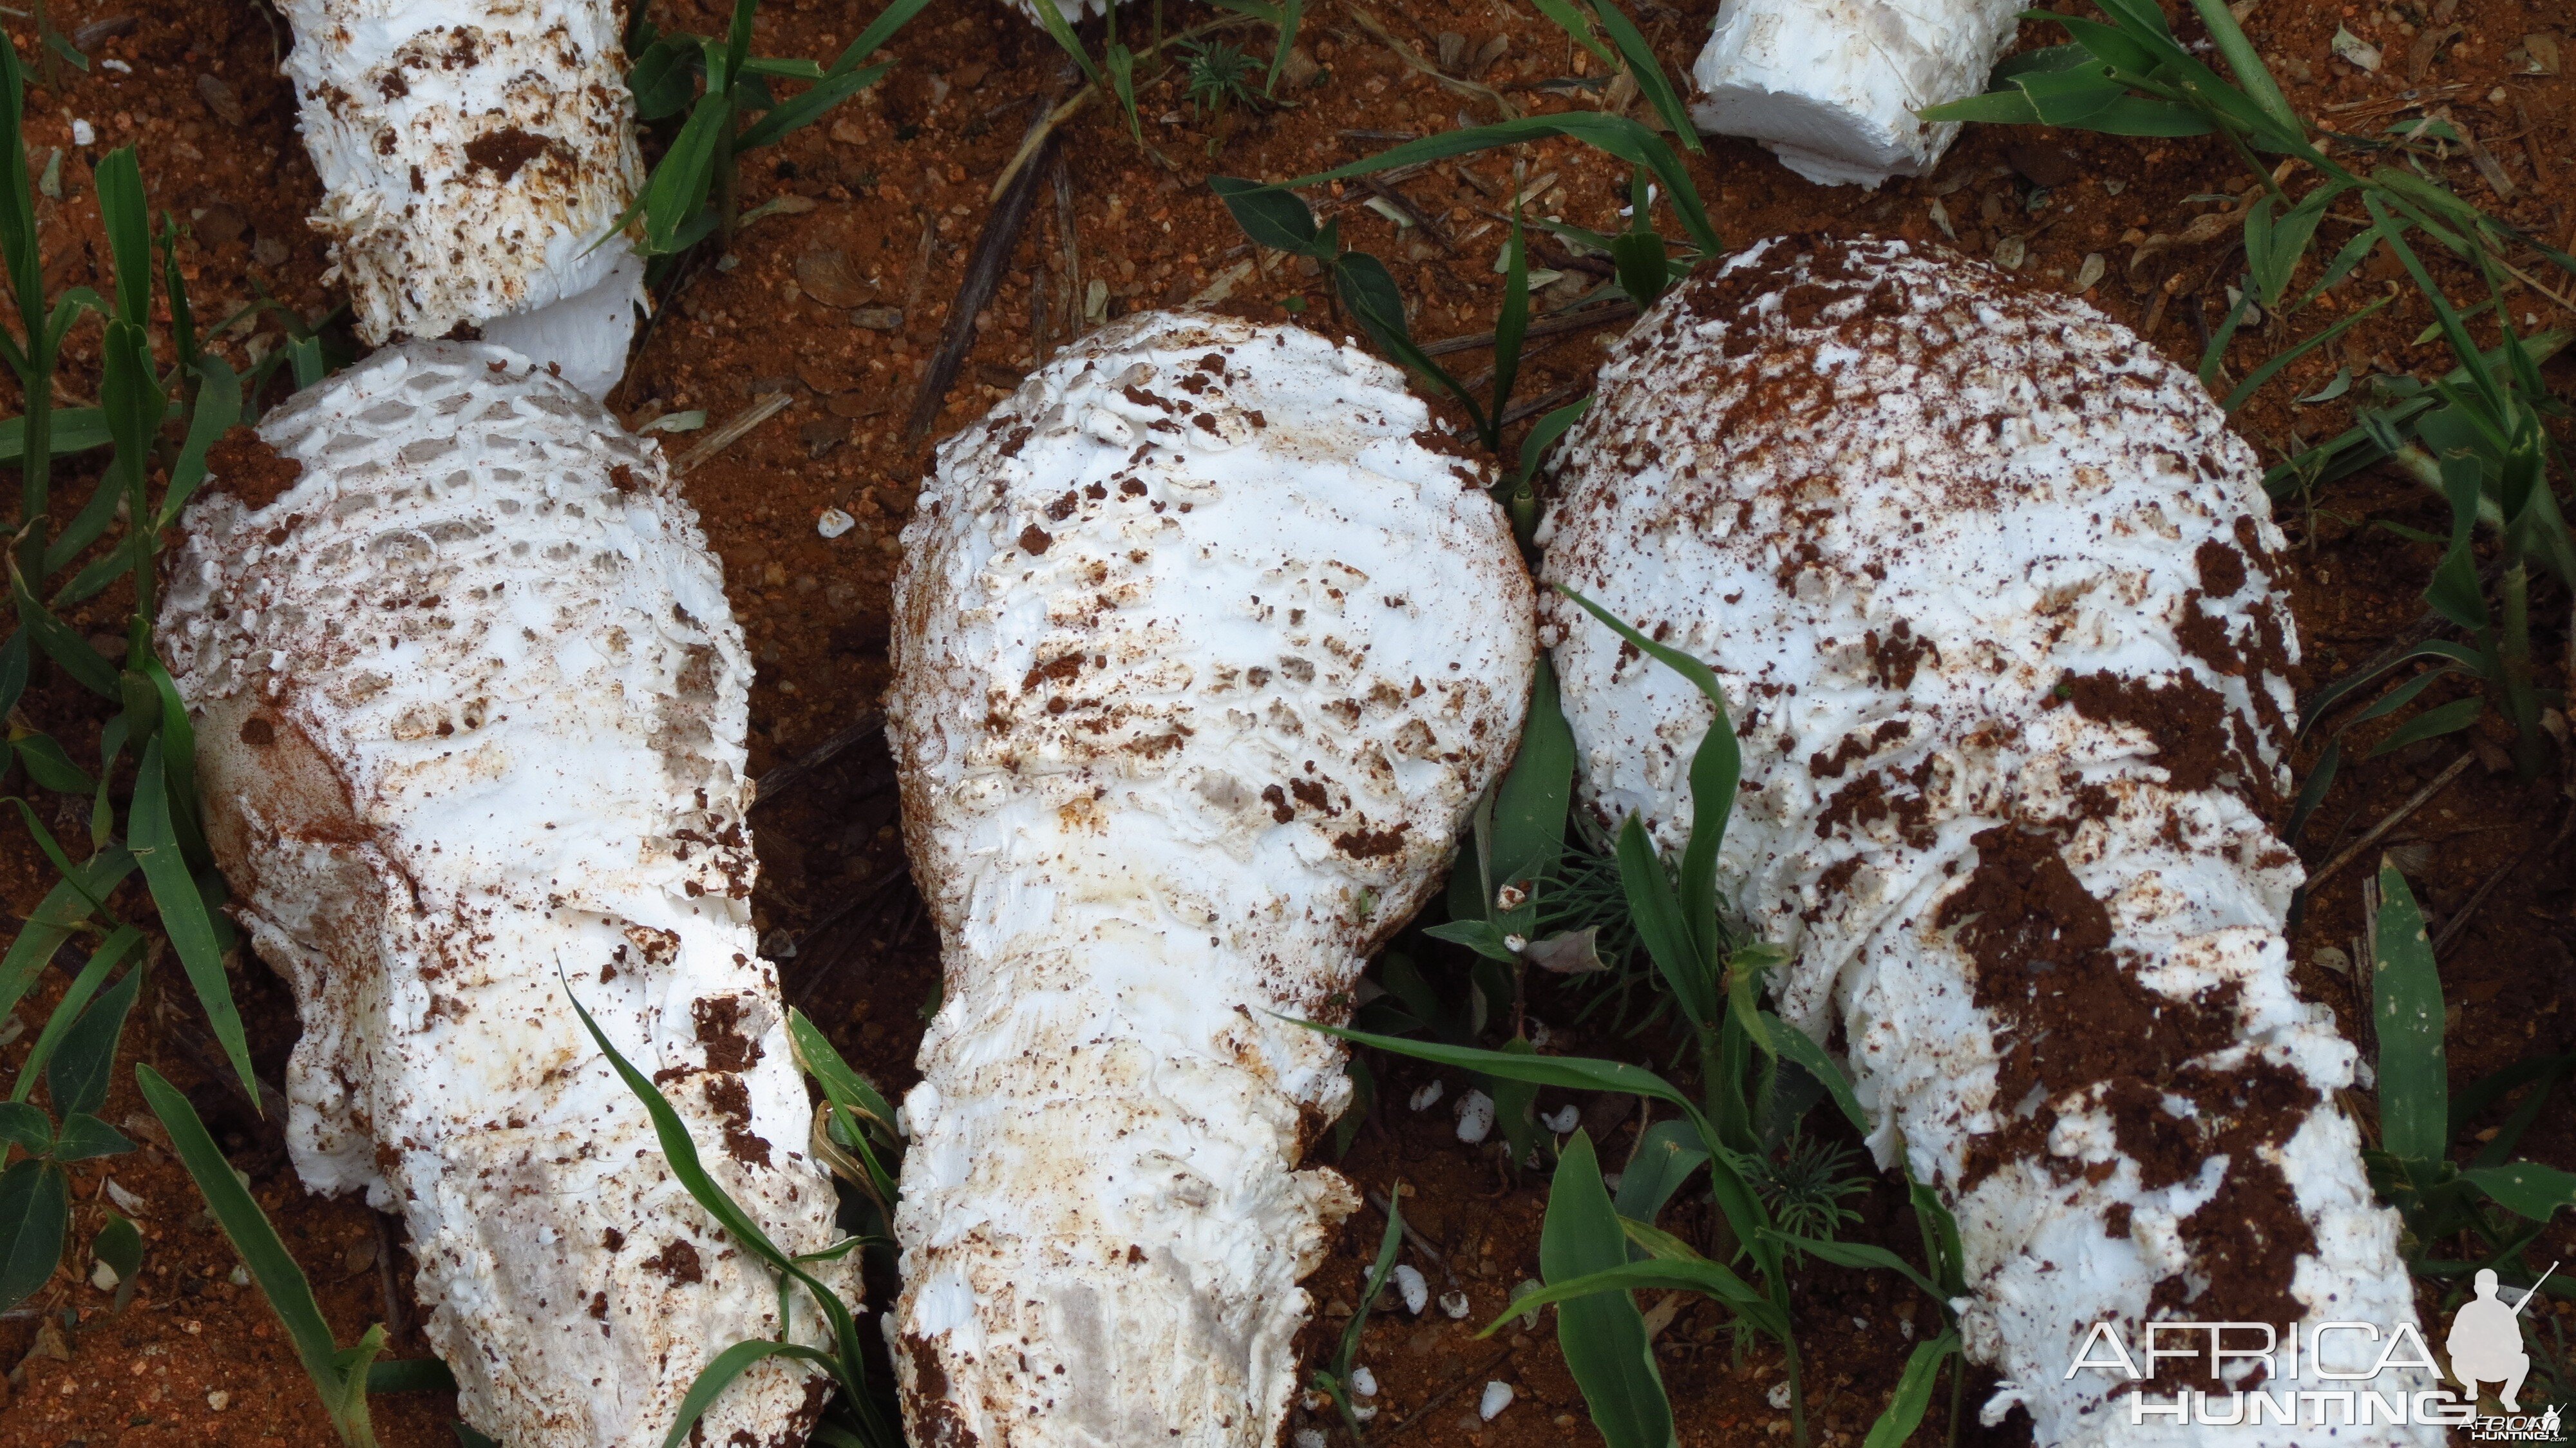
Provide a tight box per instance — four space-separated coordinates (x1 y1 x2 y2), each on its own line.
1440 1290 1472 1320
1478 1382 1515 1421
1392 1264 1430 1315
816 506 856 539
1454 1089 1495 1144
1407 1080 1445 1111
1349 1366 1378 1398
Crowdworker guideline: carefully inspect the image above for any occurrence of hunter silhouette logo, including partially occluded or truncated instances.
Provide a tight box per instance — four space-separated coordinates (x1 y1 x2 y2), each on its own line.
2446 1264 2552 1413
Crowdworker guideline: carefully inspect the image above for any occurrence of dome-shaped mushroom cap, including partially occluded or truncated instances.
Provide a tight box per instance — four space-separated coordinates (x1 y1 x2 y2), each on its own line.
887 310 1532 1447
162 343 846 1448
1541 238 2436 1448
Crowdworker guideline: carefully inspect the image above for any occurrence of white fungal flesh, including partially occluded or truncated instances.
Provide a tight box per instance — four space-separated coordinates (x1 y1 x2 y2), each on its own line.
1688 0 2022 186
280 0 646 385
887 311 1533 1447
162 343 846 1448
1539 239 2436 1447
1391 1264 1430 1315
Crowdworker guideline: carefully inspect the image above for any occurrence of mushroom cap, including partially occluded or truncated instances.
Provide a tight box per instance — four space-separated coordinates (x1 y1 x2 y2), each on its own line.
163 343 844 1448
1541 238 2434 1445
886 310 1532 1446
280 0 645 350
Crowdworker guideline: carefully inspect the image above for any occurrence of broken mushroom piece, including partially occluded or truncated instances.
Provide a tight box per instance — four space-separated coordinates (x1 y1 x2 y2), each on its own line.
1539 239 2440 1444
1688 0 2020 186
162 344 846 1448
281 0 647 396
887 312 1533 1445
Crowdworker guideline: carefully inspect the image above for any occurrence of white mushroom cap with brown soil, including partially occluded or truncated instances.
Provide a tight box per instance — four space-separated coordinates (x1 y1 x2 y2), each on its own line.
1689 0 2023 186
160 343 846 1448
886 311 1534 1447
281 0 647 397
1538 238 2441 1446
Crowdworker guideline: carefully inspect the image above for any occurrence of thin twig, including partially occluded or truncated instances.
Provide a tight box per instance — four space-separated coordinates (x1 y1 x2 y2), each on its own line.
1358 175 1455 252
2431 801 2576 955
908 99 1063 446
1420 298 1636 357
1375 1348 1518 1442
1054 151 1081 339
987 17 1265 204
1365 1190 1457 1286
2306 752 2476 894
676 392 794 474
750 710 886 811
374 1210 408 1339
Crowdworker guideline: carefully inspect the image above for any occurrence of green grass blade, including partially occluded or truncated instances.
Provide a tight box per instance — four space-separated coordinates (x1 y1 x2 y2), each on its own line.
51 1113 135 1160
1488 655 1572 903
2459 1163 2576 1223
736 61 894 150
0 844 136 1024
1540 1132 1676 1448
0 1159 68 1311
2371 861 2447 1164
11 556 121 696
662 1340 844 1448
2181 0 2298 134
1759 1011 1865 1135
92 147 149 326
1587 0 1699 151
1027 0 1103 86
137 1063 376 1445
1291 1017 1699 1114
154 356 242 529
2364 696 2482 757
829 0 936 77
1337 1190 1406 1377
1488 205 1530 447
1615 813 1712 1025
1332 252 1486 436
133 737 258 1100
2221 291 2391 413
42 937 146 1116
1488 1254 1776 1334
1757 1230 1944 1304
1861 1331 1960 1448
1610 1119 1707 1223
1557 587 1739 958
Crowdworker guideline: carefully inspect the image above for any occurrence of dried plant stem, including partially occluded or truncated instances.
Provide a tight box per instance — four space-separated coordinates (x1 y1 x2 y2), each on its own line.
2307 751 2476 895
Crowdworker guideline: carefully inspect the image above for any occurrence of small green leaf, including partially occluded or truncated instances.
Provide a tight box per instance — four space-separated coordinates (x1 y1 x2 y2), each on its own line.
1610 1119 1708 1223
1210 178 1325 257
2371 861 2447 1165
46 955 148 1119
0 1100 51 1155
52 1112 135 1162
364 1358 459 1394
134 738 258 1102
1541 1132 1675 1448
1862 1331 1961 1448
0 1158 69 1311
92 1209 141 1310
2461 1163 2576 1223
12 730 95 795
662 1340 844 1448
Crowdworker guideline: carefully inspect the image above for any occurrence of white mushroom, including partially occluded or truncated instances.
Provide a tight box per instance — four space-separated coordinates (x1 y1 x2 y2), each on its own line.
279 0 647 396
886 311 1533 1446
1539 238 2439 1445
1688 0 2022 186
161 343 846 1448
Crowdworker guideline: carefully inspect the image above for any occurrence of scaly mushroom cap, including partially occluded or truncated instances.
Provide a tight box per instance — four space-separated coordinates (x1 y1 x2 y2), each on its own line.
887 311 1533 1447
161 343 845 1448
281 0 645 381
1540 239 2436 1447
1688 0 2022 186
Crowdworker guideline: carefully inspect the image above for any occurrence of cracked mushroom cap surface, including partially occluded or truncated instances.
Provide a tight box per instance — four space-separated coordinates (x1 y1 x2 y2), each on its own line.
1539 238 2436 1447
886 311 1533 1447
161 342 846 1448
281 0 645 354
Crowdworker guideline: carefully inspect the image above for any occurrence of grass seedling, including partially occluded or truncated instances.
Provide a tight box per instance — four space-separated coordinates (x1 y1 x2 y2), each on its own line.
1312 1191 1407 1443
620 0 930 268
567 983 902 1447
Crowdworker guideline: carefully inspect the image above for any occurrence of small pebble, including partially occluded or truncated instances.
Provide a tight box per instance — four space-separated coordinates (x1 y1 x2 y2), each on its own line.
1479 1381 1515 1420
71 119 93 144
229 1264 249 1286
1408 1080 1444 1112
1295 1432 1327 1448
1454 1089 1494 1143
90 1259 117 1290
207 1391 231 1411
1601 1172 1623 1192
105 1179 147 1216
100 59 130 73
1353 1402 1378 1421
1540 1104 1580 1134
1440 1290 1472 1319
1392 1263 1428 1314
1350 1366 1378 1397
1768 1380 1794 1409
817 507 855 539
